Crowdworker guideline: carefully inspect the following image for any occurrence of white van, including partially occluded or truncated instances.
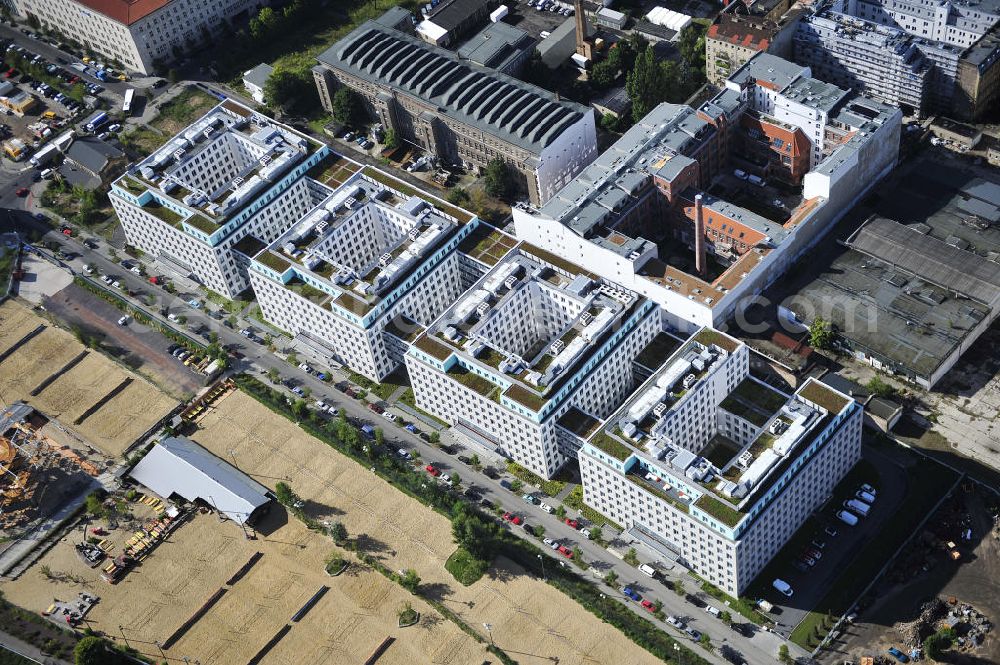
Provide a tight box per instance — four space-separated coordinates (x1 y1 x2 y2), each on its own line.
747 174 766 187
39 168 53 179
772 579 793 597
836 510 859 526
705 605 721 617
856 490 875 504
733 169 748 180
845 499 871 517
638 563 657 578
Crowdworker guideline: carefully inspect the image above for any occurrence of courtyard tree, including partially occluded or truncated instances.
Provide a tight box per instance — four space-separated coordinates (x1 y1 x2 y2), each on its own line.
809 316 834 349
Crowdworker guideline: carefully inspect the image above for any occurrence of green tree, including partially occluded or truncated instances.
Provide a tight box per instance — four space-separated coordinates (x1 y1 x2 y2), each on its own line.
572 546 586 568
332 87 364 129
67 82 86 102
589 526 603 542
74 636 118 665
699 632 712 650
449 472 461 487
809 316 834 349
400 568 421 592
778 644 791 663
84 491 106 518
677 24 707 83
589 56 619 89
267 367 280 383
275 481 297 506
624 547 639 566
483 158 511 198
867 375 897 398
428 431 440 444
374 428 385 446
383 128 398 150
720 610 732 625
451 505 500 561
555 504 567 519
447 188 471 206
604 570 618 587
263 65 312 109
627 46 678 122
328 521 347 544
291 398 308 419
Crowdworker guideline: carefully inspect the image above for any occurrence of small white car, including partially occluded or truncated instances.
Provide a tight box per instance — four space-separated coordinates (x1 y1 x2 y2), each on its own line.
383 412 398 422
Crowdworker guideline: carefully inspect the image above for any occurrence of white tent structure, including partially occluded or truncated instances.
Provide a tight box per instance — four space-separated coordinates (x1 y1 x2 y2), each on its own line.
645 7 692 32
129 437 272 525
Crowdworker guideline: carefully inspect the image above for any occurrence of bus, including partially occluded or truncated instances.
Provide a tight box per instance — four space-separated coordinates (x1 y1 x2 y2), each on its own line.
122 88 135 115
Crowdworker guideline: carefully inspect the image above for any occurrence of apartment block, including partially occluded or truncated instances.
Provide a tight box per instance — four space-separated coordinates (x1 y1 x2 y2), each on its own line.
109 100 329 298
706 0 804 85
513 53 901 331
312 10 598 206
11 0 268 75
795 0 1000 118
794 10 930 112
248 161 486 382
578 328 862 595
405 244 660 479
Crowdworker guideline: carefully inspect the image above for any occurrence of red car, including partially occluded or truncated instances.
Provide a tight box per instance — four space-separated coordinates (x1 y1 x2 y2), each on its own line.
60 226 73 236
368 403 383 414
502 512 523 525
557 545 573 558
425 465 440 477
641 600 656 612
15 187 29 197
565 518 579 529
4 68 15 79
148 275 161 285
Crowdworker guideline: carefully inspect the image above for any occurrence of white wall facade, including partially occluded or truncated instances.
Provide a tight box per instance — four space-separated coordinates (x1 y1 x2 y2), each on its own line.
15 0 269 74
534 111 599 205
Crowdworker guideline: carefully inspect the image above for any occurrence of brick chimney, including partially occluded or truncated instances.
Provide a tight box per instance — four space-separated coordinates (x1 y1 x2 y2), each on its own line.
694 194 707 276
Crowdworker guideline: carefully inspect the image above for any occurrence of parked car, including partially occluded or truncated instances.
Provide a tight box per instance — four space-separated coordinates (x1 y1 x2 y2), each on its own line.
641 600 656 612
836 510 859 526
856 490 876 504
772 579 793 597
666 615 685 629
425 465 441 477
557 544 573 558
685 627 702 641
860 483 877 497
622 586 641 602
499 479 513 490
564 518 579 529
522 493 538 505
542 537 556 548
887 647 910 663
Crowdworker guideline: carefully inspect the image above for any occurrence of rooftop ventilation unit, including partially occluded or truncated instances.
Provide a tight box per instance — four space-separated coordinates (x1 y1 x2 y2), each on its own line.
379 253 392 266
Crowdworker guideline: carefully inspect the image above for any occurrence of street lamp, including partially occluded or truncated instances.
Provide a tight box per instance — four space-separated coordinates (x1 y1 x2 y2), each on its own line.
118 625 129 649
483 622 494 646
537 554 546 580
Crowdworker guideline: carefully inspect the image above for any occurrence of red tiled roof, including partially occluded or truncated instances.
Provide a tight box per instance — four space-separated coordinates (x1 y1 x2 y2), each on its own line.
76 0 172 25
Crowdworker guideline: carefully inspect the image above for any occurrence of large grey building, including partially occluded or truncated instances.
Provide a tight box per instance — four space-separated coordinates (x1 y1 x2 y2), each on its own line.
312 11 598 206
794 0 1000 118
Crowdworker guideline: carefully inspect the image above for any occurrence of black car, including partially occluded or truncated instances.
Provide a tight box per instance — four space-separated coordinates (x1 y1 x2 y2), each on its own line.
458 455 472 465
479 498 494 510
730 623 753 638
462 487 480 500
522 524 535 536
483 466 499 479
152 79 167 88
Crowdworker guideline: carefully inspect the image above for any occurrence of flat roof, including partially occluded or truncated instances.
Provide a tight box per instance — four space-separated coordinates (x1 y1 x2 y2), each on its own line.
318 20 589 154
457 21 532 68
75 0 170 25
119 101 318 229
253 162 468 316
422 245 641 410
424 0 489 31
791 246 991 378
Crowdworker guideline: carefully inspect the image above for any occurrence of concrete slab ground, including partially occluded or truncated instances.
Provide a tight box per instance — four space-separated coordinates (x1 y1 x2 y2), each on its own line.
14 253 70 303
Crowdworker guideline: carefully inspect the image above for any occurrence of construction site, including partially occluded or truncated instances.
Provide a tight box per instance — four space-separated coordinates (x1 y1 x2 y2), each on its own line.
0 402 101 545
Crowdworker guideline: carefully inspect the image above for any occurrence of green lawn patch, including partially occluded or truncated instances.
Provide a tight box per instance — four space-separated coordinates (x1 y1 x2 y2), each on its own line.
445 547 488 585
694 494 742 527
506 461 566 497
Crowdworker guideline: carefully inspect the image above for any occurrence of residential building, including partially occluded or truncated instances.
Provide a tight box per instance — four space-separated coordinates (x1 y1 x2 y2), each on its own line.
578 328 862 595
248 159 486 382
794 0 1000 118
109 100 329 298
416 0 493 46
456 21 535 75
706 1 804 85
513 53 901 331
243 63 274 105
10 0 270 75
312 12 598 206
405 241 661 478
794 10 931 112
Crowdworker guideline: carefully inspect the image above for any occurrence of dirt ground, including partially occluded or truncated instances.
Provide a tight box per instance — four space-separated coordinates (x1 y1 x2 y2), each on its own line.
0 300 177 457
821 487 1000 665
189 390 666 665
0 510 485 665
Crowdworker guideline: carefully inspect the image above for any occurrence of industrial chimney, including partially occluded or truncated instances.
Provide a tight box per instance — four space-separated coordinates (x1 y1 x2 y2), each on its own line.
694 194 706 276
574 0 593 59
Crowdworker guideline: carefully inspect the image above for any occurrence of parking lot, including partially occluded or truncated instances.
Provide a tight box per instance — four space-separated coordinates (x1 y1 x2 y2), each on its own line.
503 2 577 40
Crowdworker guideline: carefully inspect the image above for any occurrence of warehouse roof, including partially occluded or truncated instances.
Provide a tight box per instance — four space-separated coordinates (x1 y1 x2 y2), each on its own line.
457 21 533 68
424 0 489 31
849 216 1000 307
319 22 587 153
129 437 271 524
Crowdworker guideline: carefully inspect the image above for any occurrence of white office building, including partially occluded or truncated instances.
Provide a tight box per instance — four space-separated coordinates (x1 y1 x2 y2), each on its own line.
578 328 862 595
405 244 661 479
110 100 329 298
248 164 487 382
11 0 270 75
843 0 1000 48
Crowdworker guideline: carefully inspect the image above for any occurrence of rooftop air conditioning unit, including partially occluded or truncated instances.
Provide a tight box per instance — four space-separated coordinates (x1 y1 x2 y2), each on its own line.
551 340 565 354
379 253 392 266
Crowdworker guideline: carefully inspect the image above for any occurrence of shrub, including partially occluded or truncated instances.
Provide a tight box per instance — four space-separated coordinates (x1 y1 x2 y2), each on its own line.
445 547 488 585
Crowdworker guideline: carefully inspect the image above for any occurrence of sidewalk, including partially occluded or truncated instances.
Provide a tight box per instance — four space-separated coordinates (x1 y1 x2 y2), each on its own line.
0 630 70 665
